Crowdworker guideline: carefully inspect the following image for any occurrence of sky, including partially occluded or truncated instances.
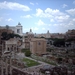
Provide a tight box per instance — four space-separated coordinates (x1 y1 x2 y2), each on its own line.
0 0 75 34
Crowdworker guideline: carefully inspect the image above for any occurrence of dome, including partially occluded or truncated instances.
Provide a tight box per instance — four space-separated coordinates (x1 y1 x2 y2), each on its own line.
18 22 21 25
47 30 49 34
28 29 33 34
16 22 22 27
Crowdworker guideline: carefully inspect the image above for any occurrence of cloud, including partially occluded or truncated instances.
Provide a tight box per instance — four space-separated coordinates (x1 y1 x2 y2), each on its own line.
36 20 46 26
30 2 34 5
42 28 45 30
36 3 38 5
68 18 75 26
53 18 75 28
73 1 75 4
0 1 31 11
55 15 70 22
23 27 39 32
21 15 32 18
62 4 68 8
6 18 14 21
35 8 66 18
35 8 45 17
45 8 64 16
66 8 75 16
23 28 30 31
35 8 70 23
0 17 3 21
50 19 54 22
31 27 39 30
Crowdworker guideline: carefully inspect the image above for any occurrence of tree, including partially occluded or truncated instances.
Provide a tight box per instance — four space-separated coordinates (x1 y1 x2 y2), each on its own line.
53 39 65 47
6 25 9 32
40 36 45 38
14 34 22 38
1 32 8 40
57 57 62 64
1 32 22 40
25 50 31 57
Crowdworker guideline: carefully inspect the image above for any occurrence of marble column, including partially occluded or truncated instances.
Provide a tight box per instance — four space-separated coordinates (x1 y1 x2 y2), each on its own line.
10 57 12 75
6 44 7 51
1 58 3 75
5 58 8 75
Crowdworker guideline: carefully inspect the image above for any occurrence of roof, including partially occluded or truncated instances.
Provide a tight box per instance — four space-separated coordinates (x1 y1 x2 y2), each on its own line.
16 22 22 27
31 38 46 42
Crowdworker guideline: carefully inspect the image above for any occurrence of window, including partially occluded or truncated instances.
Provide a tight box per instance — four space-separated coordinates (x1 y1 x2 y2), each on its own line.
38 42 41 45
8 47 9 51
17 29 20 33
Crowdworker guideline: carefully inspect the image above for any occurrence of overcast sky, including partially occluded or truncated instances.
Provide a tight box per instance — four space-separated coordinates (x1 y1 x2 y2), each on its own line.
0 0 75 33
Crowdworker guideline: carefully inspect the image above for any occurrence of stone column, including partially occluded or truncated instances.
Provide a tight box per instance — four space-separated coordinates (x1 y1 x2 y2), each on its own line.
1 58 3 75
6 44 7 51
5 58 8 75
10 57 12 75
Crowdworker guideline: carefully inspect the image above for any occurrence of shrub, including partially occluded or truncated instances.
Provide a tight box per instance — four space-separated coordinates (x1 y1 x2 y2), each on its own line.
25 50 31 57
57 57 62 64
21 48 28 53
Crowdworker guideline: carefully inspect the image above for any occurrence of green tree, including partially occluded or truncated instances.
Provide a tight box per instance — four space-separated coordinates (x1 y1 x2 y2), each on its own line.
53 39 65 47
57 57 62 64
40 36 45 38
25 50 31 57
1 32 22 40
1 32 8 40
6 25 9 29
14 34 22 38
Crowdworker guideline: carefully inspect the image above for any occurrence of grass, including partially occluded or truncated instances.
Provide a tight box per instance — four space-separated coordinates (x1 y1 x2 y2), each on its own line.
42 59 57 66
21 49 30 53
46 61 57 66
31 55 57 66
22 58 40 67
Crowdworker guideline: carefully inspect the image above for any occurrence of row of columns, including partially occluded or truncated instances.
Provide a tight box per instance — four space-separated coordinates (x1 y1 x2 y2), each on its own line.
1 56 12 75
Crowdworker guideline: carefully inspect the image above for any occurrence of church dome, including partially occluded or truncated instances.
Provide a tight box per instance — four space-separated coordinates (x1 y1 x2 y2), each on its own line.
28 29 33 34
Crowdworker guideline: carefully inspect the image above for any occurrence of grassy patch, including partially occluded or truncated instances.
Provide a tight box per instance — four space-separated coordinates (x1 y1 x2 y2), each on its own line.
21 49 30 53
46 61 57 66
23 58 40 67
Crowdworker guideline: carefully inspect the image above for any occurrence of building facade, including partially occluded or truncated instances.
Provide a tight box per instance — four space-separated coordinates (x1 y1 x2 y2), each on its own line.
24 29 34 49
30 38 46 55
35 30 51 38
5 38 22 53
65 29 75 39
0 22 23 36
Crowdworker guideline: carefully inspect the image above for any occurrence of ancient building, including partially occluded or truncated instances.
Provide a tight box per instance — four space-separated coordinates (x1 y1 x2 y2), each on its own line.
30 38 46 55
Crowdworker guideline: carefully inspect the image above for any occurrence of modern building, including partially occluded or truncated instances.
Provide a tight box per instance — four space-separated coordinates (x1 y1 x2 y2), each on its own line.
30 38 46 55
0 22 23 36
